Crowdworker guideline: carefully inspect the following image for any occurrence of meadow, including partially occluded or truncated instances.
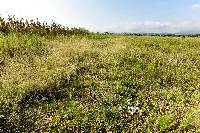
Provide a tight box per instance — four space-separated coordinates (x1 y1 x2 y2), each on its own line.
0 16 200 132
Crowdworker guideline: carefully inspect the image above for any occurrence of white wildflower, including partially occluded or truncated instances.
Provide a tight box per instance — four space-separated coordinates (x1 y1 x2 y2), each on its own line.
128 106 140 115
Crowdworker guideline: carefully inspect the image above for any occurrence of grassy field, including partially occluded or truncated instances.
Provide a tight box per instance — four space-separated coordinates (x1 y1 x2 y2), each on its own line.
0 33 200 132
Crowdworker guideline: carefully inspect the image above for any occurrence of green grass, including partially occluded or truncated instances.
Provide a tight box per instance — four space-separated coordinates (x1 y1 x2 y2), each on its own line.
0 33 200 132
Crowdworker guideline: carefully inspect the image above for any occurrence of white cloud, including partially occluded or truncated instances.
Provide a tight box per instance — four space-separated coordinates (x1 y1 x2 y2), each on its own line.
105 20 200 33
192 3 200 9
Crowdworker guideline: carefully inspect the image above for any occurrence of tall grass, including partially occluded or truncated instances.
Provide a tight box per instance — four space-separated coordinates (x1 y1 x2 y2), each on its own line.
0 15 89 36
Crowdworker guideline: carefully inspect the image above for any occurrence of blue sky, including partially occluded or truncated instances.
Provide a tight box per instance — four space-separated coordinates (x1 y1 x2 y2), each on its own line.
1 0 200 33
